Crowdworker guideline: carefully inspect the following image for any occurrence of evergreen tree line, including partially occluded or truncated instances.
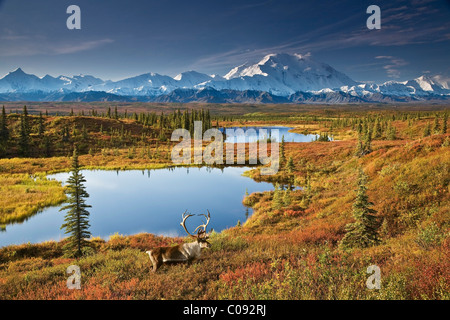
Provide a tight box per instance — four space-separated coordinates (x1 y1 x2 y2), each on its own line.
67 106 213 133
0 106 216 158
0 105 50 157
422 113 448 137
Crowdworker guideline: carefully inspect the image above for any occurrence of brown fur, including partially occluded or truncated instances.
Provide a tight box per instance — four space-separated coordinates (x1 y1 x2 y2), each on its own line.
147 211 211 272
146 239 210 272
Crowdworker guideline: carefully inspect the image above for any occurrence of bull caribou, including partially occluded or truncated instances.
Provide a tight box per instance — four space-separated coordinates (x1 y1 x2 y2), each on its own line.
146 210 211 272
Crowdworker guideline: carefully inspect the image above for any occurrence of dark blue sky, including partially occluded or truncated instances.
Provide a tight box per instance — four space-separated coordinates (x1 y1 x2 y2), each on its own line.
0 0 449 83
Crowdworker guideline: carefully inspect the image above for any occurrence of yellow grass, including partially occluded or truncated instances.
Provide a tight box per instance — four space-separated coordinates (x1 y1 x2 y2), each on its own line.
0 173 67 224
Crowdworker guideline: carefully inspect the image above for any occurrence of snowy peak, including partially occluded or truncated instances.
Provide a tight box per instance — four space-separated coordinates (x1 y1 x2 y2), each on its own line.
0 53 449 102
224 64 250 80
101 72 178 96
217 53 358 95
405 75 448 93
9 67 26 75
5 67 38 80
340 74 450 97
0 67 42 92
431 75 450 89
173 71 213 88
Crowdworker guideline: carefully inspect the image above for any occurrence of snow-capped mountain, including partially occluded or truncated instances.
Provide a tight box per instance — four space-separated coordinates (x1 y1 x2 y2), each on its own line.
210 53 358 95
0 53 449 103
340 74 450 98
174 71 215 88
0 68 106 93
97 72 177 96
0 68 46 92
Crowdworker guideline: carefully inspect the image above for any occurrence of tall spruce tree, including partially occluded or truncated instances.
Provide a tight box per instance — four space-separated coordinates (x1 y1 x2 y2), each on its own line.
372 119 382 139
441 113 447 134
386 121 396 140
38 112 45 137
423 123 431 137
363 127 372 154
433 115 440 134
286 156 294 173
356 127 372 157
283 188 292 206
0 105 9 143
280 135 286 165
18 105 30 156
60 147 92 257
272 183 284 210
340 169 380 249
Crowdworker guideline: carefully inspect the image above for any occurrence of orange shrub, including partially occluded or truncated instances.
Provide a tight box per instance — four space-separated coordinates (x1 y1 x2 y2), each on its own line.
407 257 450 299
220 261 271 285
288 221 344 245
284 209 303 217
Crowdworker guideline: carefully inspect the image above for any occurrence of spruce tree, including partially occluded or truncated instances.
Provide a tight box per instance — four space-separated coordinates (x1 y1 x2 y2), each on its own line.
386 122 396 140
433 115 440 134
60 147 92 257
356 127 372 157
441 113 447 134
283 189 292 206
286 156 294 173
183 109 189 131
38 112 45 137
423 123 431 137
356 119 363 135
363 127 372 154
18 106 30 156
0 105 9 143
280 135 286 165
272 183 284 210
340 169 380 249
372 119 382 139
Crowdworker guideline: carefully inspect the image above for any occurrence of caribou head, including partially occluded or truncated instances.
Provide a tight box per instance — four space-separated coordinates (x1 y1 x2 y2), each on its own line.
180 210 211 249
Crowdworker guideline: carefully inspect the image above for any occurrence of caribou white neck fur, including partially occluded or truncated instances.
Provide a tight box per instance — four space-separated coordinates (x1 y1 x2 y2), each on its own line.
178 241 203 261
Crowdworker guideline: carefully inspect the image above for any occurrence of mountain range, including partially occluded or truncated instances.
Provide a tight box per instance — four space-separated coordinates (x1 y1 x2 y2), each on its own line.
0 53 449 103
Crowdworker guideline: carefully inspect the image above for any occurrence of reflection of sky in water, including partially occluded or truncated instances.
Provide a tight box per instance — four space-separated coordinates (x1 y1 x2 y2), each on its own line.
221 126 319 143
0 167 274 247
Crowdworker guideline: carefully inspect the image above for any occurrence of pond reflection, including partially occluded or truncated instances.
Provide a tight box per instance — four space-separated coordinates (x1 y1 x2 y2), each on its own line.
0 166 274 247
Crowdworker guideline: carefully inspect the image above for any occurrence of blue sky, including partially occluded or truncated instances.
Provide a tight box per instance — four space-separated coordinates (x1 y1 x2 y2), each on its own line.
0 0 449 83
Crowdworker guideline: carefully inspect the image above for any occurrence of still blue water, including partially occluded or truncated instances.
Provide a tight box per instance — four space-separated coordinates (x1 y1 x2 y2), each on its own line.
0 166 274 247
222 126 319 143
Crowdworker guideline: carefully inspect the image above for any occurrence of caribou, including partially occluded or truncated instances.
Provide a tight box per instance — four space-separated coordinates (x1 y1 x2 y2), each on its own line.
146 210 211 272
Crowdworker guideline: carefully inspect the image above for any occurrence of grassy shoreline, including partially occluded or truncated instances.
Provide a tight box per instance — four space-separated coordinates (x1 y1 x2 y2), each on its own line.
0 173 67 225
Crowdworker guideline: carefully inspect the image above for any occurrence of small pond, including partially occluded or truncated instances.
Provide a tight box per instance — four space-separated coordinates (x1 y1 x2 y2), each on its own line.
0 166 274 247
221 126 320 143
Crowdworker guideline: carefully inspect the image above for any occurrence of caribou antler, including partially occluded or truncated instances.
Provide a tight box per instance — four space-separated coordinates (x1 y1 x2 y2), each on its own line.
180 210 196 238
194 210 211 235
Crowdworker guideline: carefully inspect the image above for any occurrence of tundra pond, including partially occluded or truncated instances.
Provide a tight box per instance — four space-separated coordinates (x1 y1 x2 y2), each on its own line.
0 166 275 247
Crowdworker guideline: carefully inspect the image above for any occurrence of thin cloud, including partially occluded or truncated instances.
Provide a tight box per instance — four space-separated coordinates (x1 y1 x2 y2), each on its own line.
53 39 114 55
0 37 114 57
375 55 409 79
